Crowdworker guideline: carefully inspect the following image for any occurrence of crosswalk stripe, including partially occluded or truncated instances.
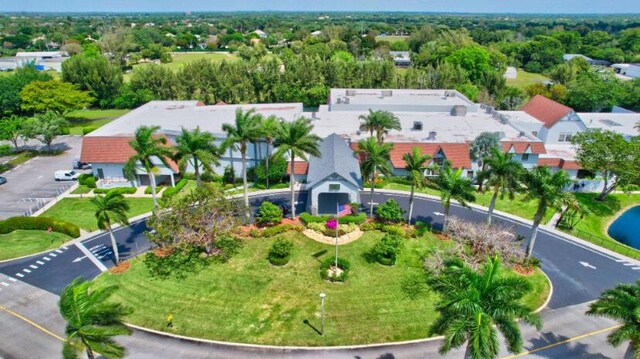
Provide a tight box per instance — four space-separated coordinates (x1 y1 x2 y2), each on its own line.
23 269 31 273
8 278 17 282
36 261 44 265
43 257 51 261
623 263 635 266
55 250 62 254
49 253 57 257
632 267 640 270
29 265 38 269
15 273 24 277
1 282 8 287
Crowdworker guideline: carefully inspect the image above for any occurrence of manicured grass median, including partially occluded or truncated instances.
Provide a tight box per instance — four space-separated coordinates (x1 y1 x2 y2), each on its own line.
0 230 71 260
40 197 154 231
95 231 549 346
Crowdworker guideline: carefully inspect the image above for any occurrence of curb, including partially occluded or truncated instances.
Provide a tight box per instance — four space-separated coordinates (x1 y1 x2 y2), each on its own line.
533 269 553 314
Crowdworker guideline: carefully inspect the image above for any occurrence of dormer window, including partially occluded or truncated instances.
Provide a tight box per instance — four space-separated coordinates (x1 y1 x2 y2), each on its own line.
413 121 423 131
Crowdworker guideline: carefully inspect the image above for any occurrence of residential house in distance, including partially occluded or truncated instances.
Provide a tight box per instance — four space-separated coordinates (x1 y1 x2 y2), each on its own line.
0 51 69 72
253 29 268 38
563 54 611 66
388 51 411 68
612 63 640 80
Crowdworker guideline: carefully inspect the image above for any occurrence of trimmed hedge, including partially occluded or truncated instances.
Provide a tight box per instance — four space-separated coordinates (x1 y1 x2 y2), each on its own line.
0 216 80 238
93 187 137 195
162 178 189 199
263 224 304 237
299 212 366 225
320 257 351 282
145 184 164 194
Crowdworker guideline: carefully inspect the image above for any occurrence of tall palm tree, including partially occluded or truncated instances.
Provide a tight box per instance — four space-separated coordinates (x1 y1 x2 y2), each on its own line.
587 280 640 358
174 127 220 186
221 108 263 221
432 163 476 231
124 126 174 209
59 278 132 359
90 192 130 264
261 115 282 189
358 109 401 143
522 166 571 258
431 255 542 359
555 192 590 230
274 117 321 219
403 146 431 223
469 132 500 193
358 137 394 217
482 147 523 225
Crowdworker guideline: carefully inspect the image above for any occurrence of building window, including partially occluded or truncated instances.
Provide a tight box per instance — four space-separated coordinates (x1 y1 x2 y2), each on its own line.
412 121 423 131
329 184 340 191
521 154 530 161
558 134 566 142
558 133 574 142
467 171 474 179
532 131 538 137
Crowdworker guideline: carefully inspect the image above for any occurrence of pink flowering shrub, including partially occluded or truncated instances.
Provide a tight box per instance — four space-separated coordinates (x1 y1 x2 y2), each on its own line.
325 218 337 230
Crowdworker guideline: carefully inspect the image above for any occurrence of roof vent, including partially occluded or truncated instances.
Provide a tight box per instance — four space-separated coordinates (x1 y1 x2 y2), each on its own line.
428 131 437 140
381 90 392 97
519 131 526 137
345 90 356 97
451 105 467 117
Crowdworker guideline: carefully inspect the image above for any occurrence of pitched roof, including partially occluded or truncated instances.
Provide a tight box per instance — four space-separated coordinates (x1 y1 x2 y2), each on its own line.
522 95 574 129
388 143 472 169
537 158 581 170
307 134 361 188
80 136 179 172
286 161 309 175
501 141 547 154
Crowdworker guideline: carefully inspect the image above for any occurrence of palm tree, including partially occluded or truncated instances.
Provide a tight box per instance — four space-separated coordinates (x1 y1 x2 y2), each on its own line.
261 115 282 189
522 166 571 258
124 126 174 209
90 192 130 264
358 137 394 217
555 192 590 230
469 132 500 192
482 147 524 225
174 127 220 186
274 117 321 219
358 109 401 143
59 278 132 359
431 255 542 359
587 280 640 358
403 146 431 223
432 163 476 231
221 108 263 221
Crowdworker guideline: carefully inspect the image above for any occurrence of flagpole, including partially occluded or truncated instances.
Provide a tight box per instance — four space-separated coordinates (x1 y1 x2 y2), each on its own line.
335 202 339 270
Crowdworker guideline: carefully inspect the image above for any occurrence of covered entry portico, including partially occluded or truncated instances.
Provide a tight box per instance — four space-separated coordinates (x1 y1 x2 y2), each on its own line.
306 134 362 215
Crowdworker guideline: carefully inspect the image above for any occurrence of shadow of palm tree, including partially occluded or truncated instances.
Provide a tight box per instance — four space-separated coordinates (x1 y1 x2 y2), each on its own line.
526 331 612 358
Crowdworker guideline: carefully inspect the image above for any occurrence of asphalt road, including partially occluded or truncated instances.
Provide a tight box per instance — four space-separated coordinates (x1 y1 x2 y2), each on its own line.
0 136 88 219
0 189 637 358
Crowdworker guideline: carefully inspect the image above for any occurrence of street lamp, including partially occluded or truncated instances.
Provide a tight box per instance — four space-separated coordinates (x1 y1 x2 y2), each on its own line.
319 292 326 336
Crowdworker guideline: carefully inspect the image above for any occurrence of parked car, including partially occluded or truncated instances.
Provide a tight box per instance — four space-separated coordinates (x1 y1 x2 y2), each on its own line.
0 176 6 185
72 159 92 170
54 170 80 181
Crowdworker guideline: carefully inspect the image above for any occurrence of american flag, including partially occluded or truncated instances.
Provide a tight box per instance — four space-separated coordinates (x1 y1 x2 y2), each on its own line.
337 204 352 217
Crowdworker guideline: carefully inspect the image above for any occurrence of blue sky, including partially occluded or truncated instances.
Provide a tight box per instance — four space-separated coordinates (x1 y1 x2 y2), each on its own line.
3 0 640 14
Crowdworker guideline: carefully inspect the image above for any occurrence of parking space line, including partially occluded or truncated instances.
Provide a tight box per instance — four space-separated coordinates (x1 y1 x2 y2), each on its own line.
54 250 62 254
8 278 17 282
15 273 23 278
29 265 38 269
43 257 51 261
36 261 44 265
49 253 56 257
22 269 31 273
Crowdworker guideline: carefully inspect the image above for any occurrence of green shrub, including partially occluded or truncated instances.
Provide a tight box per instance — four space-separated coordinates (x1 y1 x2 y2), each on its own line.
340 213 366 225
300 212 366 225
262 224 304 237
223 165 236 184
320 257 351 282
270 183 289 189
371 234 404 266
145 184 165 194
162 178 189 198
415 221 432 236
256 201 283 227
77 173 93 185
201 171 222 183
360 222 379 231
0 145 12 156
249 228 261 238
0 216 80 238
381 224 406 237
93 187 136 195
375 199 405 224
85 177 96 188
268 237 293 266
300 212 331 224
253 154 288 186
307 222 358 236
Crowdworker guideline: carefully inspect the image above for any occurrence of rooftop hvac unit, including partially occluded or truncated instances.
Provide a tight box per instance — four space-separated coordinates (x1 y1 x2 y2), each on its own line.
343 97 350 104
428 131 437 140
345 90 356 97
519 131 525 137
336 98 342 104
451 105 467 117
381 90 393 97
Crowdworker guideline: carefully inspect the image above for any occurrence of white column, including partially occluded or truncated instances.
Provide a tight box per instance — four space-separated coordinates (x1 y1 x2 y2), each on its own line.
170 173 175 187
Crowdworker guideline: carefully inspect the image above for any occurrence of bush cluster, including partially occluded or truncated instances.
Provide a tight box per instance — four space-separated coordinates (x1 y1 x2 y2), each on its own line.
162 178 189 198
319 257 351 282
251 224 304 238
77 174 96 188
0 216 80 238
144 184 165 194
255 201 283 227
268 237 293 266
93 187 136 195
0 145 13 156
307 222 358 236
371 234 404 266
299 212 366 225
375 199 405 224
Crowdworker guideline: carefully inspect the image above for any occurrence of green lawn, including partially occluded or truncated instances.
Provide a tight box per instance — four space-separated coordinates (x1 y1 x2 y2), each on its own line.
40 197 154 231
506 69 550 90
376 35 409 43
562 193 640 259
65 109 131 135
125 52 238 81
94 231 548 346
0 230 71 260
382 183 554 222
70 185 92 194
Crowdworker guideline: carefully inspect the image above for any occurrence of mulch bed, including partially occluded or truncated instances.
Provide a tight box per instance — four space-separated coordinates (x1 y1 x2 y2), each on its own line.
109 261 130 274
153 248 174 257
513 264 536 276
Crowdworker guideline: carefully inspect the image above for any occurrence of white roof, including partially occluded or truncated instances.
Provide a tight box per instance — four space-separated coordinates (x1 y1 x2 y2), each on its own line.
539 144 577 161
328 88 477 112
563 54 592 61
15 51 66 58
578 112 640 138
306 106 537 144
88 101 303 137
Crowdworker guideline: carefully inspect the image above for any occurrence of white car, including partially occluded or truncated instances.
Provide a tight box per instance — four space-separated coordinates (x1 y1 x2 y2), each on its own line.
54 170 80 181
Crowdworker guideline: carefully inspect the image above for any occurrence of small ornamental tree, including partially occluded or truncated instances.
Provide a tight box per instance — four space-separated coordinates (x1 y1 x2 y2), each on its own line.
371 234 404 265
256 201 283 227
268 237 293 266
375 199 405 224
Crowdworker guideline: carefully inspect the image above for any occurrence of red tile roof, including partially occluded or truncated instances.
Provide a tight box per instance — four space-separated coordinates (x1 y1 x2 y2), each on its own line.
501 141 547 155
522 95 574 129
286 161 309 175
80 136 179 172
561 160 581 170
537 158 581 170
389 143 472 169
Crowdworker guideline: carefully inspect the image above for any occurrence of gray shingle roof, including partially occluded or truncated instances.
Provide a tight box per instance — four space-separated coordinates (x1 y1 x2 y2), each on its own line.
306 133 362 188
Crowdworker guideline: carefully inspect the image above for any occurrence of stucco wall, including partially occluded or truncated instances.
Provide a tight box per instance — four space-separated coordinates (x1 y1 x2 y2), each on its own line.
307 177 360 215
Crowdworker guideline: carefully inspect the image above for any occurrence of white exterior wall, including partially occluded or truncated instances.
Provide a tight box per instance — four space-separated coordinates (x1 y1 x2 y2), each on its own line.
308 178 360 215
512 154 539 169
542 114 586 145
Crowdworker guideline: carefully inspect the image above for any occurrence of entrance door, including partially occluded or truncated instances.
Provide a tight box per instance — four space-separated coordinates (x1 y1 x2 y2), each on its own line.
317 192 350 214
97 168 104 179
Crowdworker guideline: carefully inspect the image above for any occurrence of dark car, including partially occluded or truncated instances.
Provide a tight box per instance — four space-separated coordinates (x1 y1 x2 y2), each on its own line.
0 176 6 185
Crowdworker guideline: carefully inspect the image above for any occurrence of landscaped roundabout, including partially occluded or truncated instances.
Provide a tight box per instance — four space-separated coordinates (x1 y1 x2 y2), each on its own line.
93 190 551 347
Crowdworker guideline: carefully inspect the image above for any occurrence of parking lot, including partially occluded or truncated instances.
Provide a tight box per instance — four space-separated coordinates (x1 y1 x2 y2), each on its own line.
0 136 89 220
